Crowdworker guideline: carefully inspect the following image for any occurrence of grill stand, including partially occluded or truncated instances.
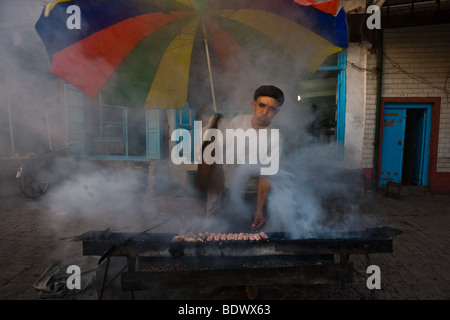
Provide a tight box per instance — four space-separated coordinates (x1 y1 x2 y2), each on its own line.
78 228 402 299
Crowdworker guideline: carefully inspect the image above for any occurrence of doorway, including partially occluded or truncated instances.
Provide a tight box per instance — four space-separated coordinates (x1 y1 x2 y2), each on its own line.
379 103 432 188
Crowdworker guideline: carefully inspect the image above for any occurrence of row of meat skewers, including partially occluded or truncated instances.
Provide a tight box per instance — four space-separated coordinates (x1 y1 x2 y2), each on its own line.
171 231 269 243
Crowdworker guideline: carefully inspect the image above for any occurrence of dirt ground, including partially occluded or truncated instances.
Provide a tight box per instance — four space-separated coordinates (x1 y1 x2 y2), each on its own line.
0 166 449 301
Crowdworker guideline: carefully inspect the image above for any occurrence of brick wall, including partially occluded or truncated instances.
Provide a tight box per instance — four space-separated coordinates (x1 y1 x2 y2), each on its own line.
361 49 378 170
362 24 450 178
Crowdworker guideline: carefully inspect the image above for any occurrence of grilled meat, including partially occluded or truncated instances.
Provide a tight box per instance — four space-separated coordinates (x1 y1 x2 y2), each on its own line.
172 232 268 243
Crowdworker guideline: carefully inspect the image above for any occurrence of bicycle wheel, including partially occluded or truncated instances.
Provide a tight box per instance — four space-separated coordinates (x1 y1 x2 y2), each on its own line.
18 166 49 199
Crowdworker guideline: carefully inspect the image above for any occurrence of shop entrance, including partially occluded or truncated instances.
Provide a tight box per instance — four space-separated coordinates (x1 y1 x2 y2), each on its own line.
379 103 432 188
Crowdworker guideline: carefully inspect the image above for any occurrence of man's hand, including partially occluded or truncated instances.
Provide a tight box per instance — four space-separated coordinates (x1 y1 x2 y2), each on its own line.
251 209 266 229
251 176 270 229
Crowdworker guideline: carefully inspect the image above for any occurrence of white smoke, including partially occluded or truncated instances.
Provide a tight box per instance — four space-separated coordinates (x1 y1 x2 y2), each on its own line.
265 143 363 238
0 1 364 241
219 92 364 238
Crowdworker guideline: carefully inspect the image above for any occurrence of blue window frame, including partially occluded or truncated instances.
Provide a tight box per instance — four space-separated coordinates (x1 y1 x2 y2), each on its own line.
174 103 195 162
64 85 161 161
91 103 127 157
317 49 347 147
314 49 347 159
146 109 162 159
64 84 87 157
90 103 161 160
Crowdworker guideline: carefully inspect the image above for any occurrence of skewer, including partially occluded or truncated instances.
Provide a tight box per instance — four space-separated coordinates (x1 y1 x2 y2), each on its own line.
171 231 269 243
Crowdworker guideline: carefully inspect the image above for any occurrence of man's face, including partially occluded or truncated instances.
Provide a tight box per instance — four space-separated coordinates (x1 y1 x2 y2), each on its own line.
252 96 280 128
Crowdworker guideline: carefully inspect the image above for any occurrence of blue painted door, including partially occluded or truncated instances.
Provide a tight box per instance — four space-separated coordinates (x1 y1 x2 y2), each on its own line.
379 108 407 187
411 110 426 185
410 108 432 186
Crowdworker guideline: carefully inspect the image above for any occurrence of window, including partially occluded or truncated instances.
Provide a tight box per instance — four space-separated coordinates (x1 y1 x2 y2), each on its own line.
297 50 346 149
64 85 161 160
64 85 87 157
91 104 126 156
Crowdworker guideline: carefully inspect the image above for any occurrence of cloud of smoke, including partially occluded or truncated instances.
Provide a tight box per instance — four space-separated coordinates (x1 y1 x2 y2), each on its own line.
0 1 363 242
266 143 364 238
0 1 61 156
221 94 364 238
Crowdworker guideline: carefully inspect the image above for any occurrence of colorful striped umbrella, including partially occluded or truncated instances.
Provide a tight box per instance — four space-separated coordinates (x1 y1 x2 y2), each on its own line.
35 0 347 111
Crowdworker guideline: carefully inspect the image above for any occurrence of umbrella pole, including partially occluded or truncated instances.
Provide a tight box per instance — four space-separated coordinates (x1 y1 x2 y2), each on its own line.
7 101 15 156
201 18 217 114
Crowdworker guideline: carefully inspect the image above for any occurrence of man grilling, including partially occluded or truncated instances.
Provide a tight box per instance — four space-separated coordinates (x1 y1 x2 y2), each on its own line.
221 85 284 231
197 85 284 298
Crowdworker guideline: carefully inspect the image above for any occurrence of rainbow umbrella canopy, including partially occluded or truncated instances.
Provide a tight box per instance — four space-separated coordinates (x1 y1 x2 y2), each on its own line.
35 0 348 111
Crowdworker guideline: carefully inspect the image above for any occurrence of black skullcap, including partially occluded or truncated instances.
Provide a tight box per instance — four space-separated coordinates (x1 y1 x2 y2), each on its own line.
253 85 284 106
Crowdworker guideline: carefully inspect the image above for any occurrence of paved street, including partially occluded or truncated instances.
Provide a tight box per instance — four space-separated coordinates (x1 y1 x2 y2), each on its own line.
0 168 449 300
